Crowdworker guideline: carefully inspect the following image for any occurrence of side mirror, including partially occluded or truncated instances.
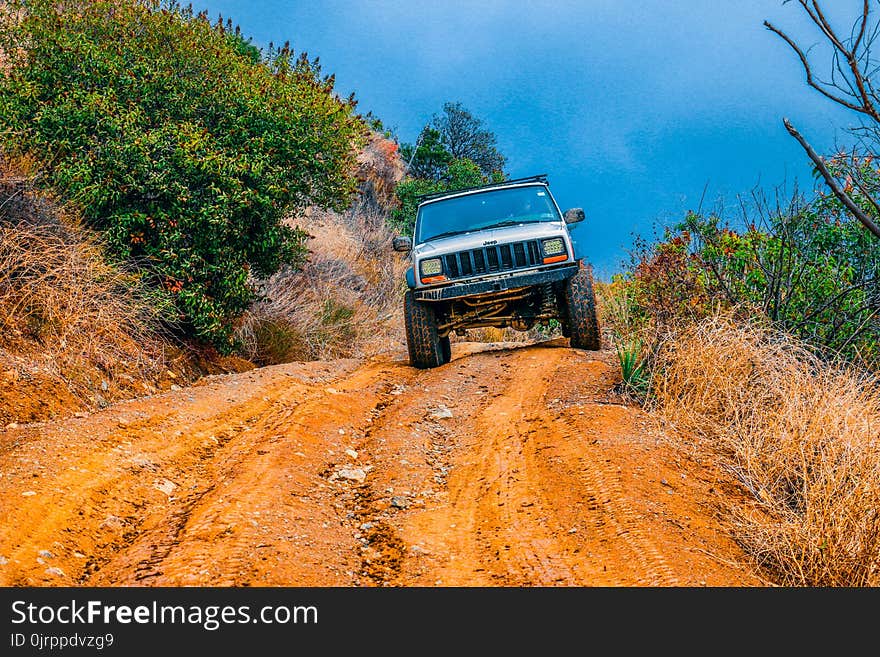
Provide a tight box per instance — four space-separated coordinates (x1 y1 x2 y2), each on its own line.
392 236 412 252
563 208 585 224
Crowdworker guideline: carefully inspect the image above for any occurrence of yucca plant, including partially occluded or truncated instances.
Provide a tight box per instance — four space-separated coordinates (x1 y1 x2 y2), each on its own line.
614 333 650 397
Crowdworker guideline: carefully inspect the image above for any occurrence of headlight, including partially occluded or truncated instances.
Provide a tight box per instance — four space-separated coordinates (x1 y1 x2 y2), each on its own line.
420 258 443 276
541 238 565 256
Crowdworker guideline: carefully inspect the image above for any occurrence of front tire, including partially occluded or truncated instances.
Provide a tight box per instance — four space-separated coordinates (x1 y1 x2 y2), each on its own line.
563 262 601 350
404 290 450 368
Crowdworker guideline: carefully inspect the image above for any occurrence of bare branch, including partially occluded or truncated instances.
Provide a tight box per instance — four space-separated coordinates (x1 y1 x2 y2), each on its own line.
812 0 880 120
853 0 870 52
783 118 880 238
764 20 868 114
809 1 849 53
769 1 880 122
835 306 880 353
846 24 880 116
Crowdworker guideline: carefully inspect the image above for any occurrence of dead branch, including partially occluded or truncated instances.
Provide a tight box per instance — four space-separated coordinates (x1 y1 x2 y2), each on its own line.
764 1 880 121
783 117 880 238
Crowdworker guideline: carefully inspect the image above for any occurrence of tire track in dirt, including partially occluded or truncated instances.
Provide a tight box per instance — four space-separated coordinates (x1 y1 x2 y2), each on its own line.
0 340 763 587
91 361 415 586
0 386 288 586
351 342 681 586
527 410 679 586
0 359 411 586
422 348 584 585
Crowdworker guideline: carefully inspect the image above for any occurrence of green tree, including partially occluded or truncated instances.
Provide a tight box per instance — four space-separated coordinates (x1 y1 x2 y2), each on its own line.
392 102 507 235
0 0 367 351
399 101 507 182
400 127 452 180
431 102 506 178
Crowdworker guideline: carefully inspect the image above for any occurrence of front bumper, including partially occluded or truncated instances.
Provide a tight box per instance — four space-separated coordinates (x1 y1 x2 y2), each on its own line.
412 264 579 302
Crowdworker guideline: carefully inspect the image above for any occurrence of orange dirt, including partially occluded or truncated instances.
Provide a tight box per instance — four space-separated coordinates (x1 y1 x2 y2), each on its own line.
0 339 766 587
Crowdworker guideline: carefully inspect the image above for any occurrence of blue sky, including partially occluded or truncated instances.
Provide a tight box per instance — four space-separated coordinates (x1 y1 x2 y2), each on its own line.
192 1 862 278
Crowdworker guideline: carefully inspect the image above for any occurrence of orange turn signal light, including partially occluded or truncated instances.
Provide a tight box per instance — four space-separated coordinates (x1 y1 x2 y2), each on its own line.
542 255 568 264
421 275 448 284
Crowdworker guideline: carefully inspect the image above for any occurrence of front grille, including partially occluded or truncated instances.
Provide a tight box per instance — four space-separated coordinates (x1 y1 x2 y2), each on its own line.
442 240 543 281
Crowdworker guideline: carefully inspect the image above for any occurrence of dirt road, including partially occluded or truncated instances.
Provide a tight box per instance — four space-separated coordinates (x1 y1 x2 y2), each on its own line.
0 339 764 587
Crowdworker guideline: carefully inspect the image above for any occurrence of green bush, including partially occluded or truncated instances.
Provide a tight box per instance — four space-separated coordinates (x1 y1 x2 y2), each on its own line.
0 0 367 351
627 197 879 368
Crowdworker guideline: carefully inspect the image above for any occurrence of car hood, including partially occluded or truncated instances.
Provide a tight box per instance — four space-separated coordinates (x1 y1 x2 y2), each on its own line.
413 222 568 258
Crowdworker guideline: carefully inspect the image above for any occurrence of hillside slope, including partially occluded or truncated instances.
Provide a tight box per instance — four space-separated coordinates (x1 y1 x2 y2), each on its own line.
0 163 259 427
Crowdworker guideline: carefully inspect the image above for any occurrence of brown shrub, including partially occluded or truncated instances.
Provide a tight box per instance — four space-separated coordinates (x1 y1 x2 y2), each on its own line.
236 206 408 364
650 314 880 586
0 163 183 422
354 132 406 215
235 128 411 365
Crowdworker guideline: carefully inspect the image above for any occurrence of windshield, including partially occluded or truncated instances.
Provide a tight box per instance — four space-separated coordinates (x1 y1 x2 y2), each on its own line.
415 185 562 243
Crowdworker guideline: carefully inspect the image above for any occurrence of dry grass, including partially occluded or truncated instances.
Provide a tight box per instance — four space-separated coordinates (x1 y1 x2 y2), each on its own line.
235 205 408 364
650 314 880 586
0 222 164 367
0 162 184 421
454 325 560 344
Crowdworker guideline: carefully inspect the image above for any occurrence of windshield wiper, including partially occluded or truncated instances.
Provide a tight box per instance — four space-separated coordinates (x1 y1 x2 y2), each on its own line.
481 219 543 230
424 229 468 242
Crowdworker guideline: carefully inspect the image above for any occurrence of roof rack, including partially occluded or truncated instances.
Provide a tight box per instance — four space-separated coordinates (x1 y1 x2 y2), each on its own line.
415 174 549 204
